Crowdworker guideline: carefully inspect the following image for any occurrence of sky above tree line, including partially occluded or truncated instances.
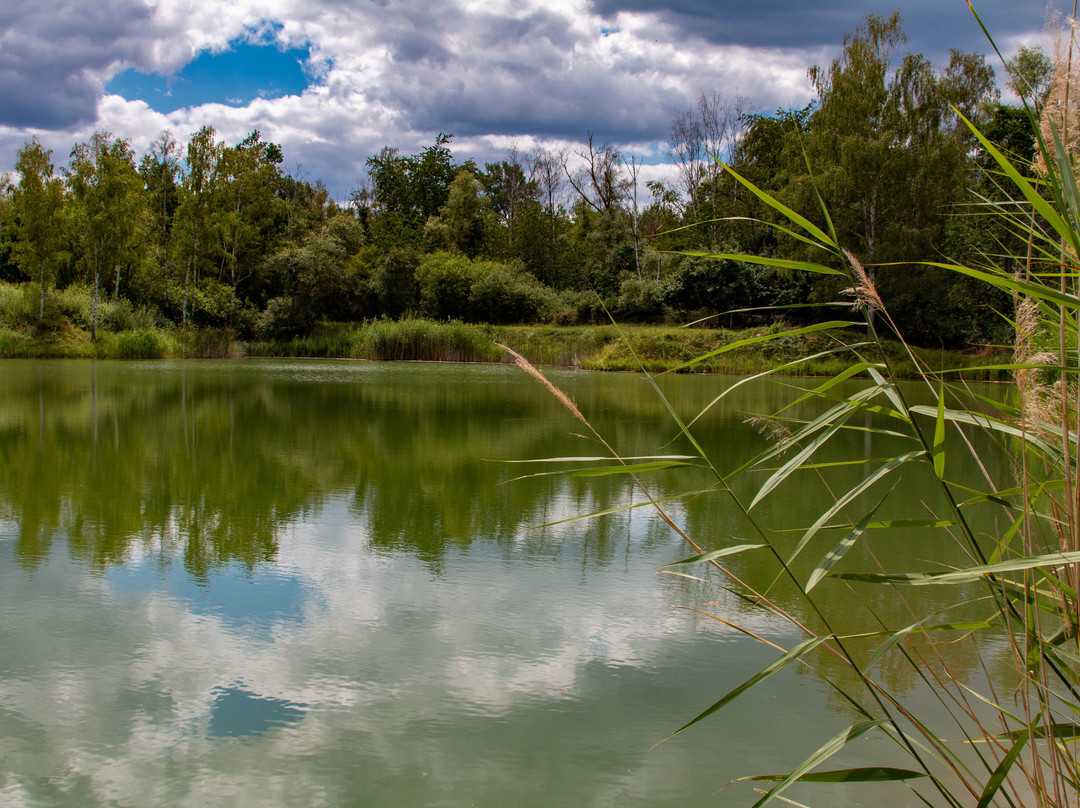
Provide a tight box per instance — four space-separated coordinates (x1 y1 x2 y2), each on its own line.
0 0 1061 199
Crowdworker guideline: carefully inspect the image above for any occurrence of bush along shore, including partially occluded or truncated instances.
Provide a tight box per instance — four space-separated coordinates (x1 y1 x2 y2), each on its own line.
0 282 1010 379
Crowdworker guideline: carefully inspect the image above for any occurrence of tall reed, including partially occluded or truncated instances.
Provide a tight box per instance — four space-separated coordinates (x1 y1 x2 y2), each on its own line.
509 15 1080 805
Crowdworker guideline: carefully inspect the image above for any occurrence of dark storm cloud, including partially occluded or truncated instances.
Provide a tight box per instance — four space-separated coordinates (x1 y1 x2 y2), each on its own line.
391 31 451 66
0 0 158 129
587 0 1052 57
399 64 686 143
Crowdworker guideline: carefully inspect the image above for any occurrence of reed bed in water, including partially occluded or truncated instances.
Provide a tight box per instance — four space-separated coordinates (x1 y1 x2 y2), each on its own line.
249 319 503 362
248 319 1007 378
508 16 1080 806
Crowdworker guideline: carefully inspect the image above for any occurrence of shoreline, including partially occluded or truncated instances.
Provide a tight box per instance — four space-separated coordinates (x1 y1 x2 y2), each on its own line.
0 319 1011 381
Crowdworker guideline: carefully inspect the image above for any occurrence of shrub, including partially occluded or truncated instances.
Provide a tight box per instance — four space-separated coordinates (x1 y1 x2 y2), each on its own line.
469 264 554 323
108 330 166 359
415 251 478 320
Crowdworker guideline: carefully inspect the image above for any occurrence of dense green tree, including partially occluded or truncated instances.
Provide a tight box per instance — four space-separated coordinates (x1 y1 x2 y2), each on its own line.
364 134 475 247
210 130 287 320
282 177 336 242
1006 44 1053 111
139 130 181 299
260 212 365 335
513 147 569 286
427 170 487 257
481 149 536 251
376 247 420 317
791 12 997 342
67 132 146 338
172 125 221 325
11 138 65 325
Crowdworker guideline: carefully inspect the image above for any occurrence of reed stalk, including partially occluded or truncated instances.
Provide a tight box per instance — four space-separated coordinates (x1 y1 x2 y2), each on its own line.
508 11 1080 804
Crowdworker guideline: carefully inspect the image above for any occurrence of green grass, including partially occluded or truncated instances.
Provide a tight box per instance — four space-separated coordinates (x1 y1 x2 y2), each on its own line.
248 319 503 362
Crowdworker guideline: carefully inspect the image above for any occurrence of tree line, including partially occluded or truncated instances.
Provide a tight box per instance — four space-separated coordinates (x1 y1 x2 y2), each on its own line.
0 13 1051 348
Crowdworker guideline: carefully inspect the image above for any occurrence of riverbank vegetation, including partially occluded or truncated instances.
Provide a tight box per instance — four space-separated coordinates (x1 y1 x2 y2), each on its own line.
0 287 1009 378
0 12 1047 366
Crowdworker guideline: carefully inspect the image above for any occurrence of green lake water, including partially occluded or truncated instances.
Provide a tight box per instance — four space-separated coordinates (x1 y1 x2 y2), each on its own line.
0 359 1012 807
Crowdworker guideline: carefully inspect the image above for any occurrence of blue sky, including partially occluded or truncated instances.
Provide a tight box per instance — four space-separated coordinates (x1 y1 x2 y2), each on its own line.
0 0 1061 198
106 42 312 111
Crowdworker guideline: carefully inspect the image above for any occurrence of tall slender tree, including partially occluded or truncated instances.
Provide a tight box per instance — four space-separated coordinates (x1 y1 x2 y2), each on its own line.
11 138 64 326
139 130 182 300
67 132 145 338
173 125 221 326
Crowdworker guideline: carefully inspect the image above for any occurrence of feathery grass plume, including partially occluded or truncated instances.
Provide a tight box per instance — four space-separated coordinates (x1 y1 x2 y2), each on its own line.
496 343 587 425
1013 297 1063 437
1036 12 1080 175
743 415 794 453
840 249 884 315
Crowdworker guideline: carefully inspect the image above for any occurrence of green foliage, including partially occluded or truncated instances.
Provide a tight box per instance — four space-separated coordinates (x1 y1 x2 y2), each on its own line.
363 134 477 246
377 247 421 317
66 131 147 336
11 138 65 325
415 251 557 323
433 170 488 256
610 277 668 322
106 329 166 359
1005 44 1053 109
662 257 752 319
414 251 479 320
469 262 555 324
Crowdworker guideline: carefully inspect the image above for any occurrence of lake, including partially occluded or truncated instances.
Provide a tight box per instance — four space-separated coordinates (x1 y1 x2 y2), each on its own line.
0 359 1009 807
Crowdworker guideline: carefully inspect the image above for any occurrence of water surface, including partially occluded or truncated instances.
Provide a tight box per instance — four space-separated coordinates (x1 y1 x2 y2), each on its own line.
0 359 1008 806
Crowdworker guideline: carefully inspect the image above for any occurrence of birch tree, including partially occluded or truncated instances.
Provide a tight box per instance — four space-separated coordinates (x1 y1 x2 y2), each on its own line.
11 139 64 326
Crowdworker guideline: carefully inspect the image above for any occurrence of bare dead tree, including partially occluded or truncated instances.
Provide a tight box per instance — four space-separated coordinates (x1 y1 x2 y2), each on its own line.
562 132 625 214
668 91 750 243
621 154 643 280
527 146 565 222
526 146 567 282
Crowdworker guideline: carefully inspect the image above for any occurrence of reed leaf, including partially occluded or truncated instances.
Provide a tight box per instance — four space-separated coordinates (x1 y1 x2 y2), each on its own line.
788 451 923 564
676 251 845 276
718 161 840 249
960 110 1076 248
739 767 928 783
831 551 1080 586
804 494 888 593
932 384 946 480
747 721 887 808
663 544 768 566
659 636 831 744
987 724 1080 742
666 320 858 372
975 729 1028 808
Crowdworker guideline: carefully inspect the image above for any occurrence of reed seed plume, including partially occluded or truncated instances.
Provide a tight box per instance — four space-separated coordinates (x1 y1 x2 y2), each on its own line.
743 415 794 452
841 249 883 314
496 343 587 425
1036 13 1080 173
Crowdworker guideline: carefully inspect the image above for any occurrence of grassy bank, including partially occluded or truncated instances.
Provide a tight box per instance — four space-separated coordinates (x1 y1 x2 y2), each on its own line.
0 316 1010 378
0 323 243 359
239 320 1013 380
